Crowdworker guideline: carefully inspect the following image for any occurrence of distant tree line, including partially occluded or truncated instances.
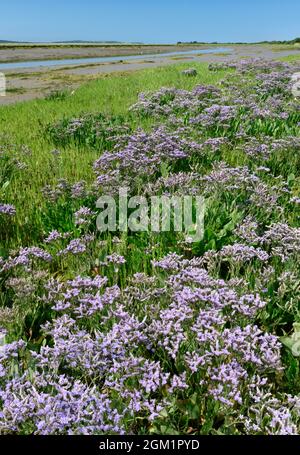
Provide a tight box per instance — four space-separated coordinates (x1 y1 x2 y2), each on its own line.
177 38 300 45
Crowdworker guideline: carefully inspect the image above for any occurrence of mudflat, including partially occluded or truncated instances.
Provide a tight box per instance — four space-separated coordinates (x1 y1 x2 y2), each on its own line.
0 43 215 63
1 44 300 105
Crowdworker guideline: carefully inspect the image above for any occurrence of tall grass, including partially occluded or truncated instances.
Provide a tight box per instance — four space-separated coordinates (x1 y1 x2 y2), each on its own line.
0 62 228 251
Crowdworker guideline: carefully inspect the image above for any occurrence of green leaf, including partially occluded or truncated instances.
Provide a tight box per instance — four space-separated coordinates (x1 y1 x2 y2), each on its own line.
281 336 294 350
1 180 10 192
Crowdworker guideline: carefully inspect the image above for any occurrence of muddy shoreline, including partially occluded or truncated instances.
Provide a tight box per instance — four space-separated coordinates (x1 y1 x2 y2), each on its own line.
0 44 217 64
1 45 300 106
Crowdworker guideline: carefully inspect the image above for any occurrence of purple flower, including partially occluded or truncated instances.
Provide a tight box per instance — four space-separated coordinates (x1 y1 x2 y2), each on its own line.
105 254 126 265
0 204 16 216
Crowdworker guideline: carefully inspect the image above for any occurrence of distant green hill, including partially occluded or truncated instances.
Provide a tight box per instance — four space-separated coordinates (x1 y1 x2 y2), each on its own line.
0 40 145 44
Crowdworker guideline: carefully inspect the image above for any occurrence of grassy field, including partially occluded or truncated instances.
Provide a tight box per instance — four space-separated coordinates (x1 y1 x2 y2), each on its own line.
278 53 300 62
0 62 228 251
1 58 300 435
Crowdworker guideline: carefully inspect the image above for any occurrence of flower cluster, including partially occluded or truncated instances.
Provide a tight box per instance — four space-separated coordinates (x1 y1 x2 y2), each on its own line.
1 57 300 435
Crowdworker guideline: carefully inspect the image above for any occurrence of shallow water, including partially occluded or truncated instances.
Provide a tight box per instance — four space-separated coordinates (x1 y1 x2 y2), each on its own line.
0 47 231 70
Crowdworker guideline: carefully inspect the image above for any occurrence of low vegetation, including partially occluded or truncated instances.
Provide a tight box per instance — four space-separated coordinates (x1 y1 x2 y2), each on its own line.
1 59 300 435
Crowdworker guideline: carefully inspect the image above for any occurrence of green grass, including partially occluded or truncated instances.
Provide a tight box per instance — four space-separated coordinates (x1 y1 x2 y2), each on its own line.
0 62 229 250
268 44 300 52
277 53 300 62
5 87 26 94
1 55 300 435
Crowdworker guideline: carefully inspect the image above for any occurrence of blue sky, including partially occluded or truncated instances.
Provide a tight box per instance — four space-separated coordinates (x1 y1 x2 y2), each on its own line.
1 0 299 43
